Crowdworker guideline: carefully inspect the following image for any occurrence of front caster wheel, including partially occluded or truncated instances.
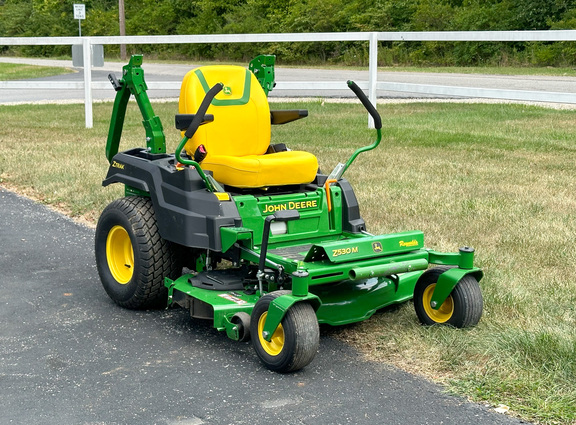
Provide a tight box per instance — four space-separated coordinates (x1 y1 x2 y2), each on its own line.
414 266 483 328
250 291 319 373
95 196 182 309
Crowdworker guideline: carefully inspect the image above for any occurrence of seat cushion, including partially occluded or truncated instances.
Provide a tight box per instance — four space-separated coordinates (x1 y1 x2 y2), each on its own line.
179 64 318 188
202 150 318 188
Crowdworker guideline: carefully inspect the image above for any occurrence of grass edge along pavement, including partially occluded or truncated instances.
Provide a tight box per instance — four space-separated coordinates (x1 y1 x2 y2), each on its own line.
1 100 575 425
0 62 74 80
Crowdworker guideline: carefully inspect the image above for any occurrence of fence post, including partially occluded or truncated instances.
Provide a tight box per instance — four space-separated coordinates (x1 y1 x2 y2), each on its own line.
368 32 378 128
82 38 93 129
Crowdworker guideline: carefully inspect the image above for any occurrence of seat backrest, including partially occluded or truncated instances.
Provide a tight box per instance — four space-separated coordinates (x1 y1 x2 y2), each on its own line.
179 65 271 158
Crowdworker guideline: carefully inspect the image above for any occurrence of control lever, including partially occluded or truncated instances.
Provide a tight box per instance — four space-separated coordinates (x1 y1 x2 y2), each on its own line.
108 73 122 92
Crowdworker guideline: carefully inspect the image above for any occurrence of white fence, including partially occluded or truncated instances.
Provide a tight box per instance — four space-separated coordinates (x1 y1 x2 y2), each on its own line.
2 31 576 128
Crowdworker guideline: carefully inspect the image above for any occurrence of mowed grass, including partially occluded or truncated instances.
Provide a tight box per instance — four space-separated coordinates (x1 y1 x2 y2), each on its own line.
0 62 74 80
1 100 575 424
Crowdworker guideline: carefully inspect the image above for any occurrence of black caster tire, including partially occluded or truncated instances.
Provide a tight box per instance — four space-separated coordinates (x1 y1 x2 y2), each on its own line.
251 291 319 373
414 266 483 328
95 196 182 309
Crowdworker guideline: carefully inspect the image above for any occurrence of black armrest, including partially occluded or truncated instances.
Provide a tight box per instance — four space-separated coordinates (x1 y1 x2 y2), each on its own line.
270 110 308 125
175 114 214 130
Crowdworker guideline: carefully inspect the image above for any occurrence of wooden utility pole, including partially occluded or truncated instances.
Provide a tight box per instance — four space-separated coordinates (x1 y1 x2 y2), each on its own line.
119 0 126 60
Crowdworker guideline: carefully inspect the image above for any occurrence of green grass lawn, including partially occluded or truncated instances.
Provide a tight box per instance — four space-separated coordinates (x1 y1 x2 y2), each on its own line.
1 100 575 424
0 62 74 80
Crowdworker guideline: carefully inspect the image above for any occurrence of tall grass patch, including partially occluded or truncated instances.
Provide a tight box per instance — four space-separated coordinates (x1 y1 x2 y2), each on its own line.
1 100 575 423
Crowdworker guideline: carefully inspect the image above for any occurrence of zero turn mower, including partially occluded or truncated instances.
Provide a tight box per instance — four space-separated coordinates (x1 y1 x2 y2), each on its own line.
95 55 483 373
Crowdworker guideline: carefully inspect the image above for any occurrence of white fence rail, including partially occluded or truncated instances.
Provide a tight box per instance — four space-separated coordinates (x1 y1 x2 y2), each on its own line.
2 31 576 128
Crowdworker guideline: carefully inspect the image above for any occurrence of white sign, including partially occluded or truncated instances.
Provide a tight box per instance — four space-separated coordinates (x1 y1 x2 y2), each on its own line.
73 4 85 20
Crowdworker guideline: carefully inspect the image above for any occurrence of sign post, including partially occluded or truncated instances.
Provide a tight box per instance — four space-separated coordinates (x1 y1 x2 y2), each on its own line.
73 4 86 36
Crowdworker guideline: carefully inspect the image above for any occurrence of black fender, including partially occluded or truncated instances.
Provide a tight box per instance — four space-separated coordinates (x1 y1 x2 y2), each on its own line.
103 148 241 251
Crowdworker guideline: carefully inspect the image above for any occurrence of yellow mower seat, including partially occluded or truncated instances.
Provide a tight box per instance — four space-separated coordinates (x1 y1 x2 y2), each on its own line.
179 65 318 188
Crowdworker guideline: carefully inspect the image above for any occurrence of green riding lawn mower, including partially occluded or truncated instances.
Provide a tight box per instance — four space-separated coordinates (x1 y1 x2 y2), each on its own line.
95 55 483 373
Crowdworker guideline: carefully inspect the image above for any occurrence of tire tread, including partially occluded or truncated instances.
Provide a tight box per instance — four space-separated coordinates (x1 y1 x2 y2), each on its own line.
96 196 182 309
414 266 483 328
250 290 319 373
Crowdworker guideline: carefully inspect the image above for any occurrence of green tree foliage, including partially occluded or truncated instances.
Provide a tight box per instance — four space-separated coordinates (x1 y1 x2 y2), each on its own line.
2 0 576 66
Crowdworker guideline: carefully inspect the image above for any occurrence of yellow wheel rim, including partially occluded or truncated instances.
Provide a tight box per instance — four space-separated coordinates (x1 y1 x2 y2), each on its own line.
422 283 454 323
257 312 285 356
105 225 134 284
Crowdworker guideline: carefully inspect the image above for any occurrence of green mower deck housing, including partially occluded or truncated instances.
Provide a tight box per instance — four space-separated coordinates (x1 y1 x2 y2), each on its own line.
95 55 484 373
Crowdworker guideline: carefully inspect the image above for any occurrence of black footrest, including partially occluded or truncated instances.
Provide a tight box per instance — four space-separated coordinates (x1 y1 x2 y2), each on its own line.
189 269 245 291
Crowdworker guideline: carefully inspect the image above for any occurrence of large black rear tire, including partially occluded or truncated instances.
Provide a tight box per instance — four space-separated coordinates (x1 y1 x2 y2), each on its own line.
95 196 182 309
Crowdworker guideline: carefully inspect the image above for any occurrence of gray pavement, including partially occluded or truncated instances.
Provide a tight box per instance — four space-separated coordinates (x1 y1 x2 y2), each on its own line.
0 186 527 425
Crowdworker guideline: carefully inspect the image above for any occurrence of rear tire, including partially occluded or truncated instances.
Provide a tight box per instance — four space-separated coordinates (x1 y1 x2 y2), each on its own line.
251 291 319 373
414 266 483 328
95 196 182 309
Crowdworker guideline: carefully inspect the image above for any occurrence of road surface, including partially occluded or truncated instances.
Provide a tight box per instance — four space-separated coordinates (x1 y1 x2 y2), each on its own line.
0 187 527 425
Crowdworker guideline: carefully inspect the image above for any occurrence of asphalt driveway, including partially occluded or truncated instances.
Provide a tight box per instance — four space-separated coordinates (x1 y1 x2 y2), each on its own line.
0 187 526 425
